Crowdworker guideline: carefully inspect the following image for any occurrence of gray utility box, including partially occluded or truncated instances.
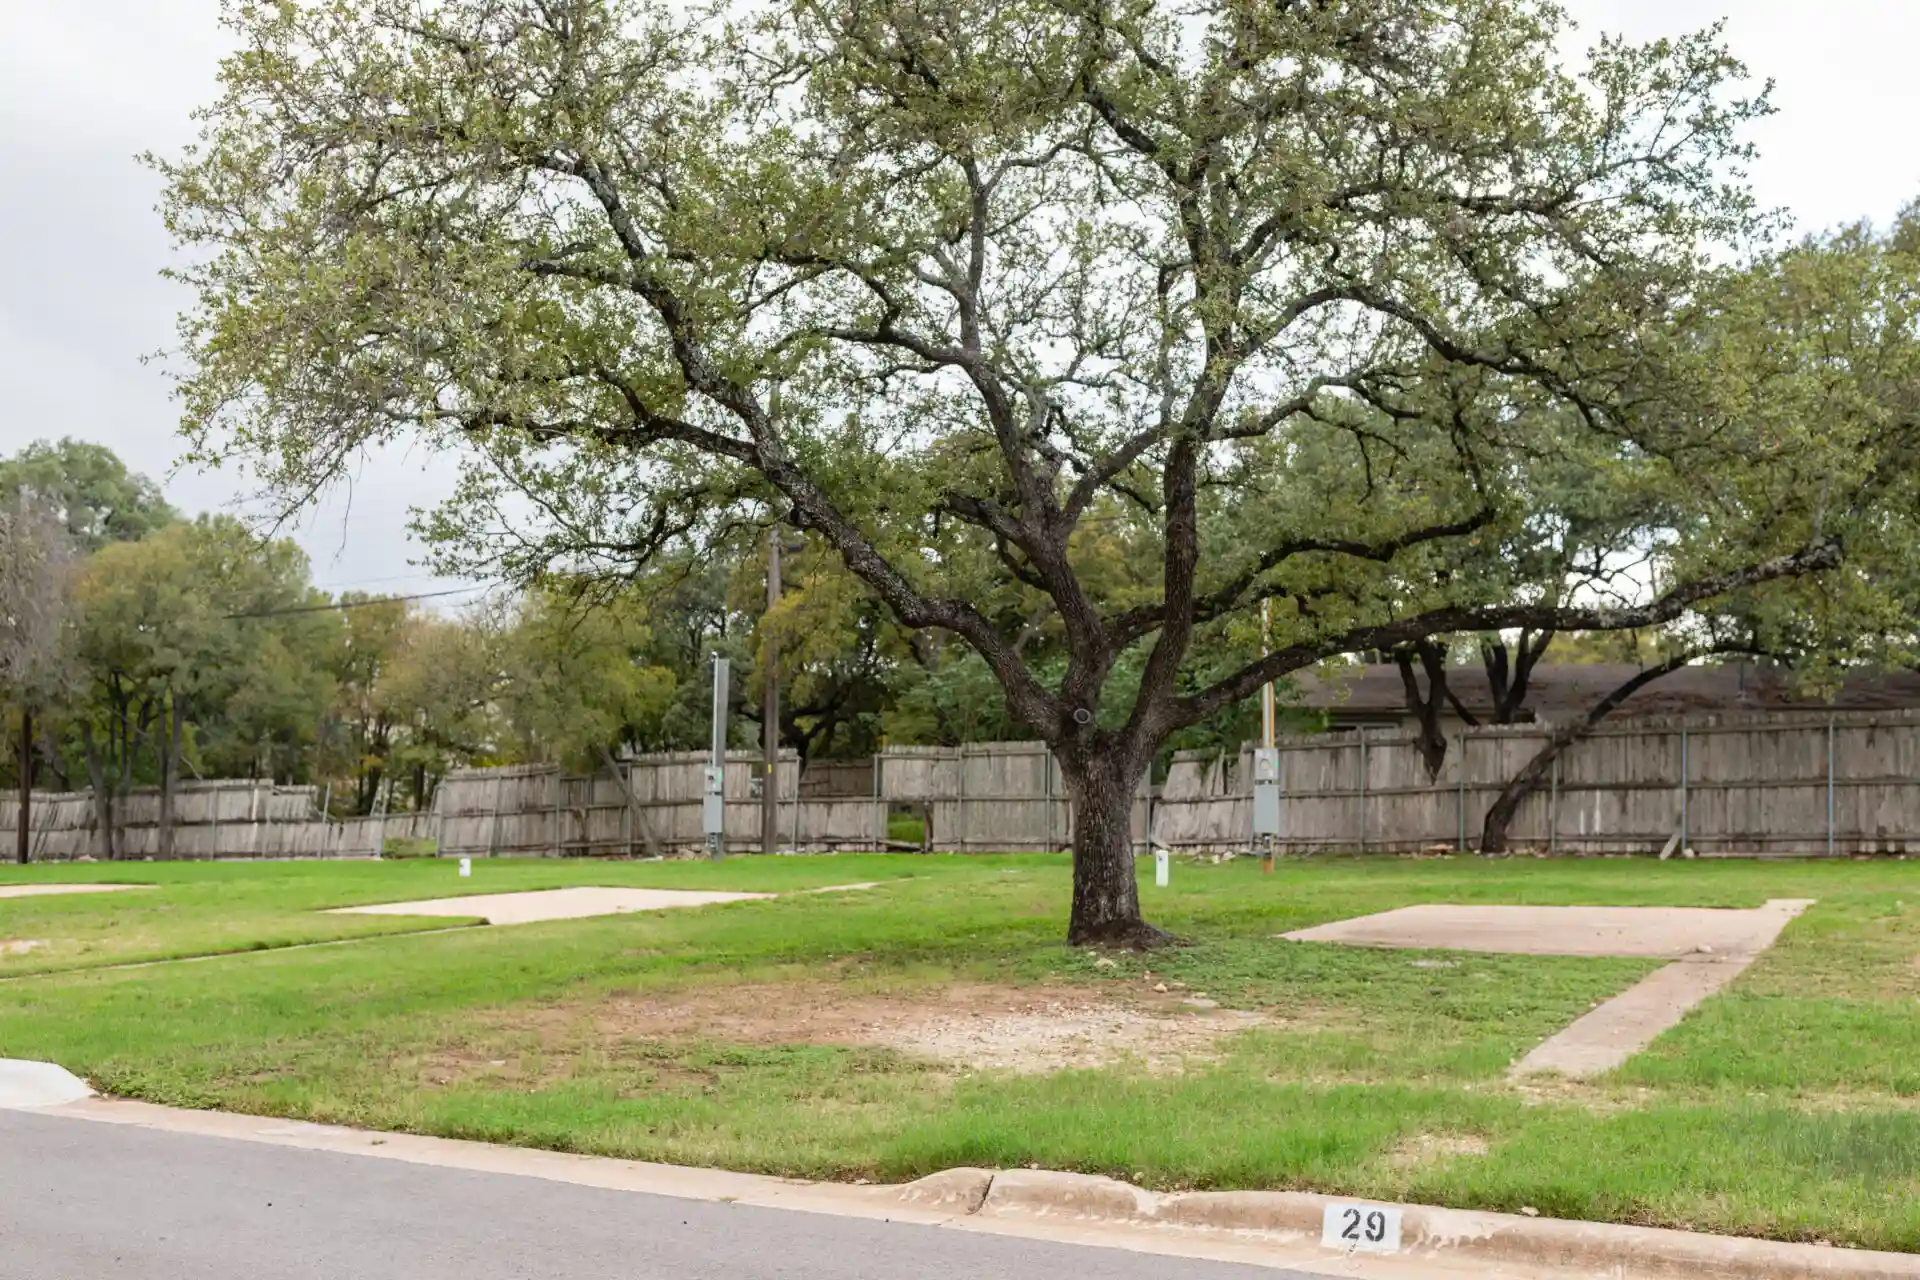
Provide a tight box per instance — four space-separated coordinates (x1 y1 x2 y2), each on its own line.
1251 747 1283 838
701 766 726 837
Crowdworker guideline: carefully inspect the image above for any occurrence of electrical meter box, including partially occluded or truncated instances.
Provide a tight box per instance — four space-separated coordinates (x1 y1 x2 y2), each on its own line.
702 766 726 836
1252 747 1282 838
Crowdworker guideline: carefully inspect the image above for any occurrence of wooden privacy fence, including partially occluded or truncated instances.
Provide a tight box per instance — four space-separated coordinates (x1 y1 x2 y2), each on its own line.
433 742 1152 857
13 712 1914 862
0 780 425 861
876 744 1152 852
1153 710 1920 856
433 753 849 857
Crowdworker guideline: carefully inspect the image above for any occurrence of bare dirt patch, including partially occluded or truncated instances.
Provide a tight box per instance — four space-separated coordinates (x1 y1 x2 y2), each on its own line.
1506 1076 1651 1114
416 1044 574 1092
0 940 46 956
453 981 1265 1077
1385 1132 1490 1171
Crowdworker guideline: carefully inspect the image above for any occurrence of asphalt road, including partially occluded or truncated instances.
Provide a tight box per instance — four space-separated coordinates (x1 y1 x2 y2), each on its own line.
0 1110 1321 1280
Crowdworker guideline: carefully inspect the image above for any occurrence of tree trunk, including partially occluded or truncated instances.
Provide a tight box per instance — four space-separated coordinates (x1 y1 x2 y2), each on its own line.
1477 724 1578 854
159 696 183 860
1393 641 1454 779
33 717 68 792
1479 652 1720 854
15 705 31 865
80 722 115 861
1060 749 1167 948
114 706 146 862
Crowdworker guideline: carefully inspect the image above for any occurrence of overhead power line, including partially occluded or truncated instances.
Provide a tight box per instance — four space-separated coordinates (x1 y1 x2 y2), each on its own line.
223 585 488 620
315 570 457 591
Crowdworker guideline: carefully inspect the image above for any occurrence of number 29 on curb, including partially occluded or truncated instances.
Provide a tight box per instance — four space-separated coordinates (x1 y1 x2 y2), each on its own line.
1320 1202 1401 1254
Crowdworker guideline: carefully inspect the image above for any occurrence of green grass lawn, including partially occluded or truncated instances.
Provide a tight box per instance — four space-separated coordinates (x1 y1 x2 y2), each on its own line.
4 853 1920 1250
0 856 920 977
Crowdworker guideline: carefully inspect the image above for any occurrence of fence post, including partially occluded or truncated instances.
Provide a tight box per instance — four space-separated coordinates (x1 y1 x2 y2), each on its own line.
1456 733 1467 851
956 746 968 854
783 753 795 852
620 764 632 858
375 777 391 860
1679 727 1689 855
1043 748 1055 853
486 774 504 858
1827 718 1837 858
1357 730 1368 854
1549 750 1559 857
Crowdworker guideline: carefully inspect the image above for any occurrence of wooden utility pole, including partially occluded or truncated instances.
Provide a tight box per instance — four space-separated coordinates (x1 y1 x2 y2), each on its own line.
762 525 782 856
16 707 31 864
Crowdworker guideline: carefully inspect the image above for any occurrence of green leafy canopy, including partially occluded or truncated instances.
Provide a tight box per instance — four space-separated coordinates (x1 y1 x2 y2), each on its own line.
154 0 1920 931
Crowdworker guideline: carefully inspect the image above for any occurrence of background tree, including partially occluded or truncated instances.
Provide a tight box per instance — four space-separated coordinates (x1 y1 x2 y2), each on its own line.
69 517 333 856
2 441 174 811
0 492 77 862
1475 209 1920 850
0 438 175 552
497 588 678 770
378 610 503 805
745 546 897 763
183 522 340 787
164 0 1902 943
319 595 413 812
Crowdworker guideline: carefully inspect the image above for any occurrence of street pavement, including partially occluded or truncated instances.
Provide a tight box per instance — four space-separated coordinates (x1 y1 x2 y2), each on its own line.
0 1109 1323 1279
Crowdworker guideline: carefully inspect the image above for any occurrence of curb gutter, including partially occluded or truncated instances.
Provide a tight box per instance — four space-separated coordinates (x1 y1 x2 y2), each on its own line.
898 1168 1920 1280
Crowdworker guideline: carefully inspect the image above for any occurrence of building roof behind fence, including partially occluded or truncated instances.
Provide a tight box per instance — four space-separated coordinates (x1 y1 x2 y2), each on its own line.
1292 663 1920 722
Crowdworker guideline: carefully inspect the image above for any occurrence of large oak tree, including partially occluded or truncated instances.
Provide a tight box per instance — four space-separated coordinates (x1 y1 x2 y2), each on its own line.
162 0 1889 943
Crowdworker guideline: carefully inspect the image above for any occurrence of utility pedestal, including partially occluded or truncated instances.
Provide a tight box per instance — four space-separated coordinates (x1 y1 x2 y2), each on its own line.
1252 746 1282 864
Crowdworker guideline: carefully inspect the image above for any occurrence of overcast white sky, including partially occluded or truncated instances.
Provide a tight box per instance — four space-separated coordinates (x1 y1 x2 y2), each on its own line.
2 1 1917 596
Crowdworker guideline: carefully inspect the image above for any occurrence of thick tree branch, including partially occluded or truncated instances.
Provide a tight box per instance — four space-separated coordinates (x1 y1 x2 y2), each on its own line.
1478 641 1771 852
541 150 1066 731
1165 539 1842 731
1109 508 1497 644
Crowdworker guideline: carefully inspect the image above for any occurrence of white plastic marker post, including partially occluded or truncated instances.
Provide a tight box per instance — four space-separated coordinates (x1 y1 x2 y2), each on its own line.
1321 1203 1401 1255
1154 846 1170 888
458 857 471 878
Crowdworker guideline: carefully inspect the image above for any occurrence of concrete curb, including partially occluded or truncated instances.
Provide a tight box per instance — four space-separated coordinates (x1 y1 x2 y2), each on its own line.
897 1168 1920 1280
894 1167 995 1215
